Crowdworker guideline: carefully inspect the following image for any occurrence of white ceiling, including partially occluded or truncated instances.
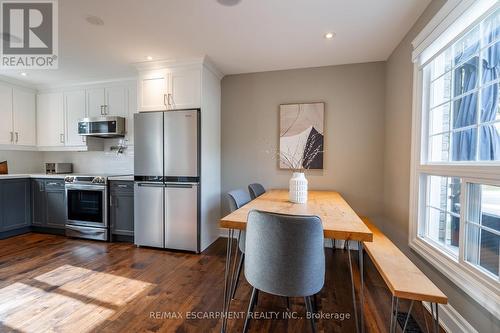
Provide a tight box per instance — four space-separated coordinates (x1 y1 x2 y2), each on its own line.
0 0 431 87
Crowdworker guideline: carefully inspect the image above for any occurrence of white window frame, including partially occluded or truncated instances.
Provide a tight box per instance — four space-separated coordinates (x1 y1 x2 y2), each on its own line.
410 0 500 318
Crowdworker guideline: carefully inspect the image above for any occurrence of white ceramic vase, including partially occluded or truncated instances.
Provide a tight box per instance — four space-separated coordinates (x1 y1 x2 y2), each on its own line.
289 172 308 203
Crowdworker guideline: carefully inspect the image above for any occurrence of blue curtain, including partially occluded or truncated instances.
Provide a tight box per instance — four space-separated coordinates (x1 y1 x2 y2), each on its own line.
479 18 500 160
452 17 500 161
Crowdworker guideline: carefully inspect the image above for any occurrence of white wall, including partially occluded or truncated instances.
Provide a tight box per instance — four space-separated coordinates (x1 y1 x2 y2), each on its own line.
0 151 44 173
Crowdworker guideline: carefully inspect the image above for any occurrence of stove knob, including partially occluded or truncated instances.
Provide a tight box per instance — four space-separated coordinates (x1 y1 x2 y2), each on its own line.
64 176 74 183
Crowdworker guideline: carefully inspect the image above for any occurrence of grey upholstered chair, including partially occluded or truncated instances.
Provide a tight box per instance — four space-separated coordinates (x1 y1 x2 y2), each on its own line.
248 183 266 199
243 210 325 333
226 189 252 299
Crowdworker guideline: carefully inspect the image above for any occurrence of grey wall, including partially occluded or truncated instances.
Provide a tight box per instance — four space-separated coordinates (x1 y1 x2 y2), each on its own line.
382 0 499 332
221 62 386 217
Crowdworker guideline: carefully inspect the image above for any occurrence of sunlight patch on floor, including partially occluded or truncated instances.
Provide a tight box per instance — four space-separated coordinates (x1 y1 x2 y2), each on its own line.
35 264 153 306
0 265 154 333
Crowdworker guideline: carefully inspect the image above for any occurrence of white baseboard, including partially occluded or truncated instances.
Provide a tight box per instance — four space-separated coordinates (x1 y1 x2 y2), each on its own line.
422 302 477 333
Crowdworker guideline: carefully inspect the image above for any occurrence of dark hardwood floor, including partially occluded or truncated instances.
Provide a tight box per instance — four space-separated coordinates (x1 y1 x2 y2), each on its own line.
0 233 439 333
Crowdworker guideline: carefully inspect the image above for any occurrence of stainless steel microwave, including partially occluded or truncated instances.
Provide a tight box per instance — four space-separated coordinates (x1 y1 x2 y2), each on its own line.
78 116 126 138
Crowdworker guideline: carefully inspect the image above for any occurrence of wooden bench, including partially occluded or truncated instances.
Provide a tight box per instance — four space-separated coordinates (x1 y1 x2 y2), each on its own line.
360 217 448 333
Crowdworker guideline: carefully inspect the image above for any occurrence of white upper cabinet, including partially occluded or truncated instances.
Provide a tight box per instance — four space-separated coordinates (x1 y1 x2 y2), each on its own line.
37 92 65 147
105 85 129 117
65 90 87 147
86 87 105 118
0 84 13 145
169 69 201 110
87 86 129 117
137 68 201 112
138 69 169 112
12 88 36 146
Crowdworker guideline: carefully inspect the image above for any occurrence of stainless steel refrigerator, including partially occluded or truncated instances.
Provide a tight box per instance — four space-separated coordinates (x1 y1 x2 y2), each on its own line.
134 110 200 252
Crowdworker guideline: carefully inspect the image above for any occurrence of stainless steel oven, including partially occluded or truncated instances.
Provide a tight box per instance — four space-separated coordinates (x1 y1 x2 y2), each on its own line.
65 176 108 241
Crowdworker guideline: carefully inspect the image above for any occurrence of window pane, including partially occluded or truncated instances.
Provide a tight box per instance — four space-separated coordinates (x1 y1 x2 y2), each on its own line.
430 48 453 81
428 175 461 215
479 122 500 161
430 71 452 108
453 57 478 96
481 40 500 85
479 84 500 123
465 223 499 278
453 92 478 129
453 26 480 67
466 183 500 277
451 127 478 161
424 176 461 253
482 7 500 46
429 133 450 162
429 103 451 135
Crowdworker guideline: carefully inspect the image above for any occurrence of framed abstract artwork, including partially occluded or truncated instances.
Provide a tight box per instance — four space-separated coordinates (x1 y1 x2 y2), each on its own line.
279 102 324 170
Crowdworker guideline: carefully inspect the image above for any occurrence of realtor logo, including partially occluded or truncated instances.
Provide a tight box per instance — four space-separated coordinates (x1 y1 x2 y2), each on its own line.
1 0 58 69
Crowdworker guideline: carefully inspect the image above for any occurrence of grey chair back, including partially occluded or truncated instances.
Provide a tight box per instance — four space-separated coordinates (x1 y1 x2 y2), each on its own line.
248 183 266 199
227 189 252 253
244 210 325 297
227 189 252 212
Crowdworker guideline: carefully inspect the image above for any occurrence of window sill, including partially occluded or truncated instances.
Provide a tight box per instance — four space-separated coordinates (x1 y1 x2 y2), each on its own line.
409 236 500 318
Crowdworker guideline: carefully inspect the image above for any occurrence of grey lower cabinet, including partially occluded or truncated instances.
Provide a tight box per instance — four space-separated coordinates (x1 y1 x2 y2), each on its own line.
0 178 31 234
31 179 66 231
109 181 134 242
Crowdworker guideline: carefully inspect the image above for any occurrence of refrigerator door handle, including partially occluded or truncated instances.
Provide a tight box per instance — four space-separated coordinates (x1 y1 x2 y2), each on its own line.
164 183 198 188
137 183 165 187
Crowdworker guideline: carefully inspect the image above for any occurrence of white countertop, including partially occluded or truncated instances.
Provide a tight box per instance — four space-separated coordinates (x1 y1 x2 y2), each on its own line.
0 174 134 180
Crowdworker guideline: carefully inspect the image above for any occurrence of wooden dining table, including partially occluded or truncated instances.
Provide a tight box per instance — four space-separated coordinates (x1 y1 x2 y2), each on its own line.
219 189 373 333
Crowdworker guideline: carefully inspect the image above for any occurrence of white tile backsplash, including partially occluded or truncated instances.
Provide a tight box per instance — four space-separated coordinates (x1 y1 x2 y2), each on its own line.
42 149 133 174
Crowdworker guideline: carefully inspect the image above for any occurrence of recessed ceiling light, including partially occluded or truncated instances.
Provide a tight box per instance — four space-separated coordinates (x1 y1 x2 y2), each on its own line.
324 32 335 39
146 56 153 61
20 72 27 76
85 15 104 26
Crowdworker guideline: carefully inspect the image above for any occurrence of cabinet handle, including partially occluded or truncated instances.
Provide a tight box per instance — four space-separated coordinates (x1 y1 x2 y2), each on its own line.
15 132 19 143
60 134 64 143
109 195 113 207
117 184 128 188
10 131 13 143
100 105 104 115
82 136 86 143
168 93 173 107
163 94 167 107
104 105 108 115
46 182 59 186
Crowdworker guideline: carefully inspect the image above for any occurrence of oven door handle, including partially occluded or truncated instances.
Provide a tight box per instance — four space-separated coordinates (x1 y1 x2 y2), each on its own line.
65 184 106 191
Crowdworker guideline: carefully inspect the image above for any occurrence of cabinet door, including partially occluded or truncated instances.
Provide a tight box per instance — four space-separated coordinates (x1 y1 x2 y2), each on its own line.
0 84 13 145
45 185 66 229
105 86 128 117
110 190 134 236
31 179 46 226
1 179 30 231
37 93 65 147
86 87 105 118
13 88 36 146
65 90 87 146
169 69 201 110
138 70 168 112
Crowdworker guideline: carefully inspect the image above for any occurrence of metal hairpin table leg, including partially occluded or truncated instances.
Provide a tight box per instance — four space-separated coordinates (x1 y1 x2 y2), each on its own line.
392 297 399 333
221 229 235 333
358 241 365 333
346 240 360 333
434 303 439 333
389 296 395 333
402 300 414 332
